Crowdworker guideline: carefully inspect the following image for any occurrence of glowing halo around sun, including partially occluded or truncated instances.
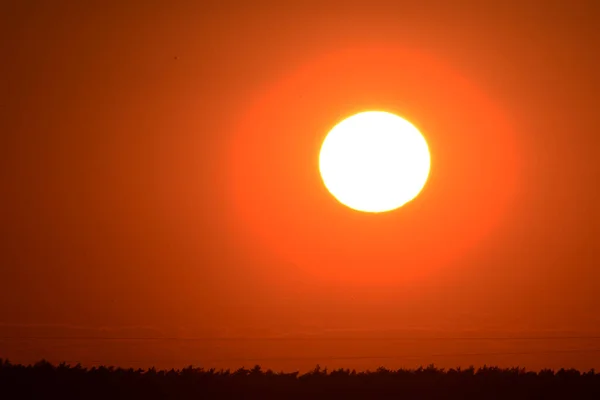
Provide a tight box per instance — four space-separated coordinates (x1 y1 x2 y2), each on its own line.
319 111 431 213
227 44 520 287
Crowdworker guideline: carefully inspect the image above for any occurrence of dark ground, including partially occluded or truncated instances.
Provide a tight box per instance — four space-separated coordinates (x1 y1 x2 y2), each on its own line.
2 359 600 399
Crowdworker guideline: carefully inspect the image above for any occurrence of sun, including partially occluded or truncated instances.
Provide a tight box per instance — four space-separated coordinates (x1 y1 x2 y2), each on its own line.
319 111 431 213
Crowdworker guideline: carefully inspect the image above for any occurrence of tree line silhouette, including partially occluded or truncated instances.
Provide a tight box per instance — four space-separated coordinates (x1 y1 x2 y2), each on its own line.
1 358 600 399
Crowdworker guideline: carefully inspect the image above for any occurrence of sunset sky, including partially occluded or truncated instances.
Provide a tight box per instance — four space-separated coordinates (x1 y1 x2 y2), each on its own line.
1 1 599 372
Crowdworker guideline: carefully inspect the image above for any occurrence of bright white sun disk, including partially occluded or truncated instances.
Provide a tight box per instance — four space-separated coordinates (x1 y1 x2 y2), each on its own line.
319 111 431 213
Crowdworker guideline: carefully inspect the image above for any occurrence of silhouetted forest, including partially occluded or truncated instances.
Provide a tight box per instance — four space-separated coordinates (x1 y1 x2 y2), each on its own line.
2 359 600 399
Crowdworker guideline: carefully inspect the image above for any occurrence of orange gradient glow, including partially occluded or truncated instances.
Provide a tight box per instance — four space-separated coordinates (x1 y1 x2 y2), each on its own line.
227 44 519 288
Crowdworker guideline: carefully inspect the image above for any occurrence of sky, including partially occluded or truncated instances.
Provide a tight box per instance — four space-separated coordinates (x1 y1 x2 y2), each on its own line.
1 1 599 372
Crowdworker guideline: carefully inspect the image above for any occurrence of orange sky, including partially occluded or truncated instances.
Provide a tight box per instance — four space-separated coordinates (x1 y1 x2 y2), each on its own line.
1 1 599 372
